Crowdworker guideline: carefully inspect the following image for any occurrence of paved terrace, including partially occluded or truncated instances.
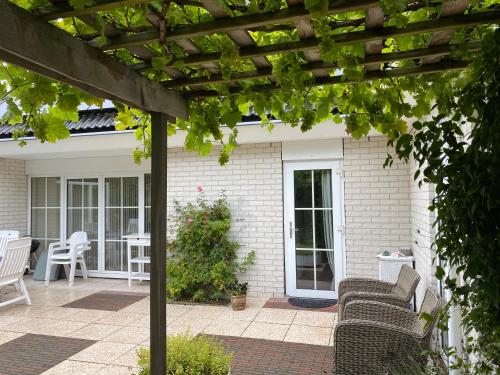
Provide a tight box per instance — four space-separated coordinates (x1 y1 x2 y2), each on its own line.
0 277 337 374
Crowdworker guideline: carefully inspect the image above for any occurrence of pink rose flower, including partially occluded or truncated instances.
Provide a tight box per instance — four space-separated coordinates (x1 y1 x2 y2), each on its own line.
196 185 204 193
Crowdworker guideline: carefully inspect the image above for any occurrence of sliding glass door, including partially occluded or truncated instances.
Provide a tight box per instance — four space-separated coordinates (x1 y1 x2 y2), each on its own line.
104 177 139 272
66 178 99 271
30 173 150 276
30 177 61 252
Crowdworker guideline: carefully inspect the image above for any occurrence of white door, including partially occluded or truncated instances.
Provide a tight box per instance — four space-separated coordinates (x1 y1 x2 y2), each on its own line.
284 161 344 299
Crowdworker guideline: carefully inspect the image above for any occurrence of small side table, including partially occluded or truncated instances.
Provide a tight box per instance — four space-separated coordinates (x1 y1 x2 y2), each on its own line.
124 233 151 287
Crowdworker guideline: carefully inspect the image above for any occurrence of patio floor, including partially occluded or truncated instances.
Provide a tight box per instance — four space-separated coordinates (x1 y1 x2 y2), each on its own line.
0 276 337 374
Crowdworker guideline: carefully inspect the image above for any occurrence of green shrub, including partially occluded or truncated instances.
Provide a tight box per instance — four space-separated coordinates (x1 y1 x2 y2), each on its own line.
167 191 255 302
136 333 231 375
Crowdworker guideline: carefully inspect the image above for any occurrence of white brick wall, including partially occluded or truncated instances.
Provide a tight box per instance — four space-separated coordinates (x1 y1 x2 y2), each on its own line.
0 158 27 234
409 158 437 305
343 137 412 279
167 143 284 298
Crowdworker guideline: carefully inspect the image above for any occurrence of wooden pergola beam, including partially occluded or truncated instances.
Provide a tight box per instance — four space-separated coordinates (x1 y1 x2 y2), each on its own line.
0 1 187 118
99 0 379 50
186 60 469 98
162 42 480 88
37 0 149 20
156 10 500 68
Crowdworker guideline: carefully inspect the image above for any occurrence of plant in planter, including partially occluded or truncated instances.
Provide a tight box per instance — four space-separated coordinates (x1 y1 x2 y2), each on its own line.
228 281 248 311
167 189 255 303
135 333 231 375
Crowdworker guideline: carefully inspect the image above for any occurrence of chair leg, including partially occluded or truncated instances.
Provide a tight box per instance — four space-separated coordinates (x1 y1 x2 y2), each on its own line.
69 259 76 287
19 278 31 305
45 262 52 286
63 264 70 279
80 259 88 279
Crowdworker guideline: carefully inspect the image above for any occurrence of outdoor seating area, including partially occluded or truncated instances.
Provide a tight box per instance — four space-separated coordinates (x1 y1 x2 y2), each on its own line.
0 0 498 373
0 245 441 374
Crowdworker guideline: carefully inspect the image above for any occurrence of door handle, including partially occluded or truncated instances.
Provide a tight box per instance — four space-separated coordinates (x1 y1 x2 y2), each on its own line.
289 222 293 238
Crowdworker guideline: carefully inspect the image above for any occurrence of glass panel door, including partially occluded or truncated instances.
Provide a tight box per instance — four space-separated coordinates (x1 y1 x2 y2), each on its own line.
104 177 139 271
66 178 99 270
31 177 61 253
285 161 343 299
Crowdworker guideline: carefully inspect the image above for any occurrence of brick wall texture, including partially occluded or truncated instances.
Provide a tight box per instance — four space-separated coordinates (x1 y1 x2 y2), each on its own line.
343 137 412 279
166 143 284 298
0 137 437 301
409 158 437 305
0 158 27 234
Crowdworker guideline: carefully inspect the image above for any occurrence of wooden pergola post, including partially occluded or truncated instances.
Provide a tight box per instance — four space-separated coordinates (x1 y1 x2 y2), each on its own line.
150 112 168 373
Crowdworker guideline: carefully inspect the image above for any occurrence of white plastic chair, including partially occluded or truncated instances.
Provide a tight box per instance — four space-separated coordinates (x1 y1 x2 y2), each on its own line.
0 237 32 307
0 231 20 257
45 231 91 287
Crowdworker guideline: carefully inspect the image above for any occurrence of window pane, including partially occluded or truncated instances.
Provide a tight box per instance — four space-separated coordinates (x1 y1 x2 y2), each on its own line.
314 169 332 208
295 210 313 248
46 178 60 207
83 179 98 208
105 241 122 271
314 210 334 250
31 209 46 238
145 174 151 207
123 208 139 235
105 178 121 207
67 180 83 208
31 178 46 207
123 177 138 207
294 170 312 208
46 208 60 238
105 177 139 271
316 251 334 291
105 208 121 240
67 208 83 234
296 250 315 290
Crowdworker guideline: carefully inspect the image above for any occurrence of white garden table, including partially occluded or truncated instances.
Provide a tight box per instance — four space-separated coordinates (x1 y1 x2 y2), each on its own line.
124 233 150 287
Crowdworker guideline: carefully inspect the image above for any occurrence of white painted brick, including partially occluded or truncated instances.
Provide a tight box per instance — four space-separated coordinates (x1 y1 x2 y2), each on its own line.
166 143 284 298
0 159 27 234
343 137 412 279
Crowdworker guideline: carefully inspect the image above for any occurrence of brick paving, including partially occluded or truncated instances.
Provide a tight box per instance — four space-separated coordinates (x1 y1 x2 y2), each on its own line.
263 298 338 313
0 334 96 375
62 290 149 311
211 335 334 375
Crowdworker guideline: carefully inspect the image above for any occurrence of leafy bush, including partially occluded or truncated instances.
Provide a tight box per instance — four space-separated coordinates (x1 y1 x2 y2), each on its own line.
136 333 231 375
167 191 255 302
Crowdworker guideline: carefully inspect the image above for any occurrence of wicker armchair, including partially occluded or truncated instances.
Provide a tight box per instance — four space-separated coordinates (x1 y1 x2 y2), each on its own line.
338 264 420 320
333 289 441 375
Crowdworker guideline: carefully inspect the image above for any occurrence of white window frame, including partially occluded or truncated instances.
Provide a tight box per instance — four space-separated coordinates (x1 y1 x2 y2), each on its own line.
28 171 150 279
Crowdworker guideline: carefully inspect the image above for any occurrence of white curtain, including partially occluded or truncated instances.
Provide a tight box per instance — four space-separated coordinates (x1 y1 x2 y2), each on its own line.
321 170 335 290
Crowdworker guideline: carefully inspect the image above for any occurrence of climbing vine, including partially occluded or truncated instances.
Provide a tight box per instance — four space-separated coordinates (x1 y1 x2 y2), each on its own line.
388 28 500 373
1 0 495 164
0 0 499 373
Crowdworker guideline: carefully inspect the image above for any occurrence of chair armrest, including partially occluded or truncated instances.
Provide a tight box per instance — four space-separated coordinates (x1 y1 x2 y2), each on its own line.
343 300 419 331
338 278 394 300
47 242 70 255
333 320 426 374
338 291 409 320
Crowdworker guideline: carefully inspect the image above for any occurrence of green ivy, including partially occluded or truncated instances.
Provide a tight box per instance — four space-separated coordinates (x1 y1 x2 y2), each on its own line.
388 29 500 374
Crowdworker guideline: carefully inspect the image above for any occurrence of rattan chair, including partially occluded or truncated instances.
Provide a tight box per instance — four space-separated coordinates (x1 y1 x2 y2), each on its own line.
333 289 441 375
338 264 420 320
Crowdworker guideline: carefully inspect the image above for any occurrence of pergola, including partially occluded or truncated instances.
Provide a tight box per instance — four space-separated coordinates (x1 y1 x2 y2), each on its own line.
0 0 498 372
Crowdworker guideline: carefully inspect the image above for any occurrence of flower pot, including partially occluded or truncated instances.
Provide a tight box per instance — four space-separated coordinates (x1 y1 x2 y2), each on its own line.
231 294 246 311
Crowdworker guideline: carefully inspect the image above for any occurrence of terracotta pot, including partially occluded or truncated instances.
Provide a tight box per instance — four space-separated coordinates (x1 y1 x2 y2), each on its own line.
231 294 246 311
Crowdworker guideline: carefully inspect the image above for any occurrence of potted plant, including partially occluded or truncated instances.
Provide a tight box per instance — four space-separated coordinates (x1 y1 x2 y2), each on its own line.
228 281 248 311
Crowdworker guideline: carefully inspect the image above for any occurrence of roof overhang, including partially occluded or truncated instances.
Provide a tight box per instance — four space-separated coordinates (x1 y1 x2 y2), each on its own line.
0 120 380 160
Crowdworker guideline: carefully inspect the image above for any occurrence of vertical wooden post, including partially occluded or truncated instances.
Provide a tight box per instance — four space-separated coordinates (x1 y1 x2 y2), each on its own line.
150 112 168 374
